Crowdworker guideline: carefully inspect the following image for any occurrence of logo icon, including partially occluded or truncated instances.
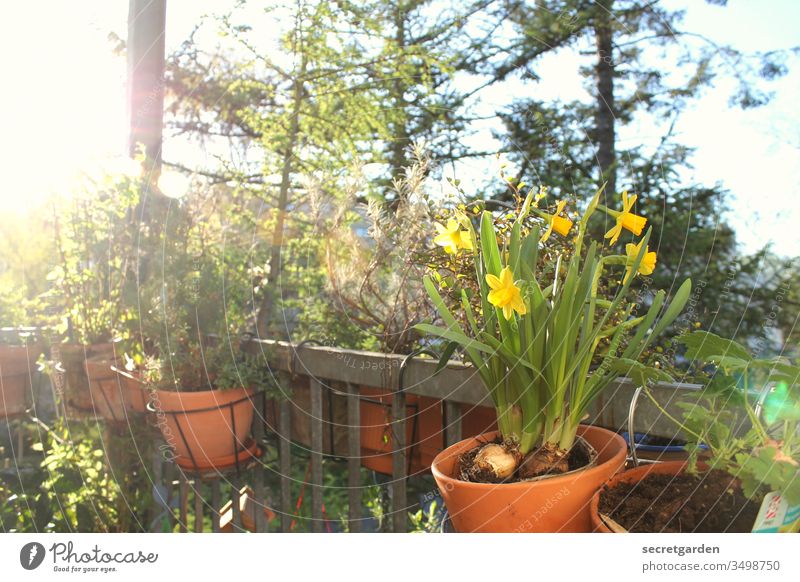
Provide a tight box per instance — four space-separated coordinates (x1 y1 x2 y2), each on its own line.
20 542 46 570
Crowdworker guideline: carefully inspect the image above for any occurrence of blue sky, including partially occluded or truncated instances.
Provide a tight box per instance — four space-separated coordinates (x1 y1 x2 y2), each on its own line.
0 0 797 256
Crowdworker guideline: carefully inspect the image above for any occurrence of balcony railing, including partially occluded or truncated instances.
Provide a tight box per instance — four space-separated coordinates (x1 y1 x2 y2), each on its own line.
147 339 703 533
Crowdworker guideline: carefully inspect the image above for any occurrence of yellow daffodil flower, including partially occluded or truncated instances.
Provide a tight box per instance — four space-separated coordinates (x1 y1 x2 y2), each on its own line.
538 200 574 242
604 191 647 245
434 218 473 254
624 239 657 283
486 266 527 320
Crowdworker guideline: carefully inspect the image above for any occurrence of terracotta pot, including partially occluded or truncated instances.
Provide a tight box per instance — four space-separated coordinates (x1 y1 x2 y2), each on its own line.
359 387 500 476
152 386 257 470
59 343 115 412
111 367 150 414
83 360 128 422
263 376 351 456
590 461 688 533
0 344 43 419
359 387 442 475
431 425 627 532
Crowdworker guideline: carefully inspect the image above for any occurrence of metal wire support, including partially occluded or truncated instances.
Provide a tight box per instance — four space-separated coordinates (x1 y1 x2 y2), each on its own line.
753 381 774 423
289 339 325 379
627 385 644 468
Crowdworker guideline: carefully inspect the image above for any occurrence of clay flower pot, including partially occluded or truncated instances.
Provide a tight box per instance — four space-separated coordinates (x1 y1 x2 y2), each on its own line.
588 460 749 533
59 343 115 412
431 424 627 532
591 461 685 532
359 387 500 476
0 344 43 419
83 360 128 422
359 387 442 475
150 386 258 471
111 367 150 414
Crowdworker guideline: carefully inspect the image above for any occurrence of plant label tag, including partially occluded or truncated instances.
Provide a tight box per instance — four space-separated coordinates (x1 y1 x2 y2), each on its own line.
752 491 800 533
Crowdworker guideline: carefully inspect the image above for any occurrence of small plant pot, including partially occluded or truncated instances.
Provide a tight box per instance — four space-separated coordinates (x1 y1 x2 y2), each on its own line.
59 343 115 413
0 344 43 419
591 461 686 532
590 460 758 533
359 388 500 476
359 387 440 475
150 386 257 471
431 425 627 532
83 360 128 422
111 367 150 414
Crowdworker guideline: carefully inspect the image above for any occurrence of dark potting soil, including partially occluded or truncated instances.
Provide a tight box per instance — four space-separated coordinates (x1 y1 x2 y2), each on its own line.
599 470 760 532
456 437 595 484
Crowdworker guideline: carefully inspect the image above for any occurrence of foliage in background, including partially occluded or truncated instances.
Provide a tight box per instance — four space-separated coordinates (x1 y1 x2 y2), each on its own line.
42 172 142 345
1 421 152 532
493 0 796 345
653 331 800 504
318 145 439 354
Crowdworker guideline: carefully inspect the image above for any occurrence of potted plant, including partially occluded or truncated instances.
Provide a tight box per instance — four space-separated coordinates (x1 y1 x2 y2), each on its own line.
417 183 691 532
593 330 800 532
120 186 283 471
141 335 270 471
0 328 43 419
46 173 140 417
318 147 498 474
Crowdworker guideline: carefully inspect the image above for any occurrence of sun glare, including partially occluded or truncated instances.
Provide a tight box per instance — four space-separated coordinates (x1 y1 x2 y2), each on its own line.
0 2 127 214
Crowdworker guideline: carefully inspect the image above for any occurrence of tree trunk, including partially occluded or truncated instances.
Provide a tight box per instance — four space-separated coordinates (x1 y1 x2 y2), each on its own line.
255 70 305 338
593 0 616 196
127 0 166 177
389 2 409 194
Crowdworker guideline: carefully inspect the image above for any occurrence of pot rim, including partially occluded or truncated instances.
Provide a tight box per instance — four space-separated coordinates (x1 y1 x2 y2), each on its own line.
432 425 627 490
153 385 257 412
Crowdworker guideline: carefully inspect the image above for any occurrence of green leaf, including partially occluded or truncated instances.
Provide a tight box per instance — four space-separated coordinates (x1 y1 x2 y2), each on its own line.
414 323 495 355
581 182 606 224
677 330 751 363
435 342 459 375
647 278 692 341
480 211 502 276
607 358 673 387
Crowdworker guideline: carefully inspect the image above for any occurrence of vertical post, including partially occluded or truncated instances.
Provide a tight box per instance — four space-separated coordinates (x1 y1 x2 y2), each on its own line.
178 473 189 533
253 393 268 532
444 401 463 448
16 422 24 463
391 387 407 533
346 382 362 532
310 377 324 533
279 399 292 532
150 447 163 532
211 480 221 533
163 461 176 531
194 481 204 533
126 0 166 174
